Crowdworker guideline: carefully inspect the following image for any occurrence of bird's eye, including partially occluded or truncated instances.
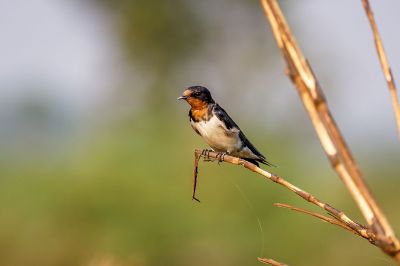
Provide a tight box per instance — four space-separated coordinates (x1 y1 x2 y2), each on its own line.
192 92 200 97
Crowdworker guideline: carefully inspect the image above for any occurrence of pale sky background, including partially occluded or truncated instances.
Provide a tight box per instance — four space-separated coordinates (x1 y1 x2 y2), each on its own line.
0 0 399 155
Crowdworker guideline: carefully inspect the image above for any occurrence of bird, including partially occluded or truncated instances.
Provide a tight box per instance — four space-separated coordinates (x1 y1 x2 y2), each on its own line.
178 85 273 167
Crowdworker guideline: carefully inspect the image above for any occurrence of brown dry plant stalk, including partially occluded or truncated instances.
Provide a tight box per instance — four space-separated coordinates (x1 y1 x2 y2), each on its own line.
260 0 400 262
192 150 399 264
362 0 400 137
273 203 357 235
194 150 385 249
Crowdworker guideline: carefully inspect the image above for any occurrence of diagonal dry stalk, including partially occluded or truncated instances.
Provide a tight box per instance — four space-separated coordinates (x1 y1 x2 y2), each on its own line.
260 0 400 261
273 203 357 235
362 0 400 137
193 149 393 251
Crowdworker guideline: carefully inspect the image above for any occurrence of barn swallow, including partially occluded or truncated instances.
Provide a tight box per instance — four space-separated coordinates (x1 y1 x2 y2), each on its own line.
178 86 273 167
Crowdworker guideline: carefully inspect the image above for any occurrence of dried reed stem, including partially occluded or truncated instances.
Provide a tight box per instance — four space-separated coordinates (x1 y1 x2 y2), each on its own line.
258 257 288 266
362 0 400 137
193 150 394 251
260 0 400 260
274 203 357 235
192 151 201 202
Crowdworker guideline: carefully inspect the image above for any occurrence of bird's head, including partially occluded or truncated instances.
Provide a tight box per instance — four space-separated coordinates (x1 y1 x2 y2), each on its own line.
178 86 214 109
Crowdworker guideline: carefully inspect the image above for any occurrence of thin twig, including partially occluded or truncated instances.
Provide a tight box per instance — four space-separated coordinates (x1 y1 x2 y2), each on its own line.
192 150 201 202
193 150 391 248
258 257 288 266
260 0 400 259
274 203 357 235
362 0 400 137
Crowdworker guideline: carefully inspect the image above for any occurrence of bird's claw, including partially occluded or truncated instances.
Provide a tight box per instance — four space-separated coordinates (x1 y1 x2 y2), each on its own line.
216 152 227 165
201 149 212 162
200 150 227 164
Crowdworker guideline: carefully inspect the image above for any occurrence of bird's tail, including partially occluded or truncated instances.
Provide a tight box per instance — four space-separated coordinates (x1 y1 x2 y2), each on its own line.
242 158 276 168
258 158 276 167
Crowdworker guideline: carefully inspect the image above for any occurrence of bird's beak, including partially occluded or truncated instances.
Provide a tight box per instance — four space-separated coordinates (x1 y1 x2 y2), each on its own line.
177 95 187 100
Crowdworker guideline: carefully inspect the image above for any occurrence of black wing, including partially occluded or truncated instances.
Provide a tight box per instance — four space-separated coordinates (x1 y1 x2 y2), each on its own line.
213 103 274 167
212 103 240 130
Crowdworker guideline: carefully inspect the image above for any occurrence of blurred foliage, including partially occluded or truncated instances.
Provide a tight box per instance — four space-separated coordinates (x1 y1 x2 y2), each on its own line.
93 0 205 71
0 115 398 265
92 0 208 114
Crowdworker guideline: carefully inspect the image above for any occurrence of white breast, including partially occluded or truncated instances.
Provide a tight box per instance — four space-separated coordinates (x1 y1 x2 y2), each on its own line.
191 116 240 152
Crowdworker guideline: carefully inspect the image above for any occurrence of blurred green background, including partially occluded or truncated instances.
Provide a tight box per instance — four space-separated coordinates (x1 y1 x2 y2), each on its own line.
1 1 400 265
